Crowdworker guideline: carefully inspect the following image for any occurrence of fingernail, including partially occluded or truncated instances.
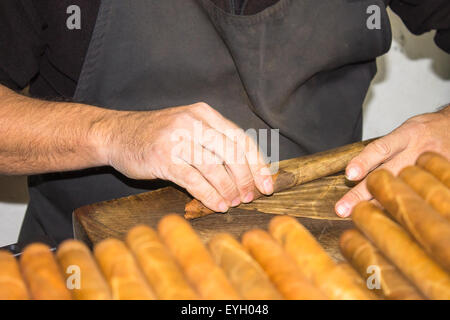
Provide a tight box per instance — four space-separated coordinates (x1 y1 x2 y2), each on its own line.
231 197 241 207
243 192 254 203
346 166 361 181
263 178 273 195
336 202 351 217
219 201 228 213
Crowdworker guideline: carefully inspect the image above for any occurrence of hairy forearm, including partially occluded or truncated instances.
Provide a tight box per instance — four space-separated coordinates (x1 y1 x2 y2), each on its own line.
0 84 114 175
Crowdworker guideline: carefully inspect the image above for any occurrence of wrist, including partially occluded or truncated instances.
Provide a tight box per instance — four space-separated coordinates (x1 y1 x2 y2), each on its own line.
86 107 128 167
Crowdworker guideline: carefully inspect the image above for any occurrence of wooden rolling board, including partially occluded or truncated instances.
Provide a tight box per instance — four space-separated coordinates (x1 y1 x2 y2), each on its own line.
74 175 353 262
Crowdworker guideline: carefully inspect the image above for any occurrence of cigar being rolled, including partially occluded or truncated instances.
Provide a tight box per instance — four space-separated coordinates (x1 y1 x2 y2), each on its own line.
208 233 283 300
340 229 424 300
126 225 198 300
0 250 29 300
338 262 374 296
367 169 450 271
399 166 450 221
269 216 376 300
352 201 450 300
94 238 155 300
56 240 111 300
185 139 373 219
158 214 240 299
242 229 327 300
416 152 450 188
20 243 72 300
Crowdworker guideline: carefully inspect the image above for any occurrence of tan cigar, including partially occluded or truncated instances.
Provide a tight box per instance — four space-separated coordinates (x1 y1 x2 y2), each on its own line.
338 262 377 297
94 238 155 300
340 229 424 300
269 216 376 300
208 233 283 300
185 139 374 219
157 214 240 299
399 166 450 221
242 229 327 300
416 152 450 188
56 240 111 300
20 243 72 300
352 201 450 300
126 225 198 300
367 169 450 271
0 250 29 300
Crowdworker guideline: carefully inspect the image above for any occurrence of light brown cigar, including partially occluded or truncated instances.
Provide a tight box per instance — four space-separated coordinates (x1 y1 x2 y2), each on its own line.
94 238 155 300
0 250 29 300
338 262 376 297
208 233 283 300
20 243 72 300
158 214 240 299
269 216 375 300
416 152 450 188
340 229 424 300
367 169 450 271
126 225 198 300
352 201 450 300
56 240 111 300
399 166 450 220
242 229 327 300
185 139 374 219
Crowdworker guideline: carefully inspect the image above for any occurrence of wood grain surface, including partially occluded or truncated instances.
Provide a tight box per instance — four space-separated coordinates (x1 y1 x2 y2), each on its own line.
74 175 353 262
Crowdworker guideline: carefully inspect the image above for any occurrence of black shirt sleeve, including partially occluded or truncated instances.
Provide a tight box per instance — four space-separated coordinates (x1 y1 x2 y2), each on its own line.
0 0 45 90
388 0 450 53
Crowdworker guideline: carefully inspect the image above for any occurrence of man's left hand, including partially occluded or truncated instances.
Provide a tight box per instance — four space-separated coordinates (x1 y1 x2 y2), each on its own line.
335 104 450 217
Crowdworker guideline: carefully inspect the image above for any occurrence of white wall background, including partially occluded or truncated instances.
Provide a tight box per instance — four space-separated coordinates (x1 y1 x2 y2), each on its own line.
0 9 449 247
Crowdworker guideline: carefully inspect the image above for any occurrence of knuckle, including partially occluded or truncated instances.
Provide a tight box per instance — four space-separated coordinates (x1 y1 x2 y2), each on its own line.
218 180 237 199
194 102 212 112
236 174 255 194
370 139 391 156
348 188 365 202
202 188 220 206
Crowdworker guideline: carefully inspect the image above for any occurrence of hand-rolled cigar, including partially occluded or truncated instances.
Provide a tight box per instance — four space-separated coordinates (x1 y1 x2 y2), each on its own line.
208 233 283 300
157 214 240 299
367 169 450 271
20 243 72 300
242 229 327 300
416 152 450 188
340 229 424 300
399 166 450 220
185 139 374 219
269 216 375 300
338 262 376 297
352 201 450 300
0 250 29 300
56 240 111 300
126 225 198 300
94 238 155 300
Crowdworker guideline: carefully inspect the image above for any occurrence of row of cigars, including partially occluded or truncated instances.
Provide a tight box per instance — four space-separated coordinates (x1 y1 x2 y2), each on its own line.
0 151 449 300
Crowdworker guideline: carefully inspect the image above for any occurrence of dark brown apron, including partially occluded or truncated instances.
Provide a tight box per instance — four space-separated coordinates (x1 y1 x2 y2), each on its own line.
20 0 392 245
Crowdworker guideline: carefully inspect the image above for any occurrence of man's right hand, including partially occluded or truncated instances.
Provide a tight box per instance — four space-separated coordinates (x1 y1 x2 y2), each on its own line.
95 102 274 212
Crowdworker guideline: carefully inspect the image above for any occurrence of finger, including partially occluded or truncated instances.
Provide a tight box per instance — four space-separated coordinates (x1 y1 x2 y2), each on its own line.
346 131 408 181
166 161 229 213
198 125 258 203
194 104 273 196
178 140 241 207
236 129 274 197
335 178 372 218
336 153 410 217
